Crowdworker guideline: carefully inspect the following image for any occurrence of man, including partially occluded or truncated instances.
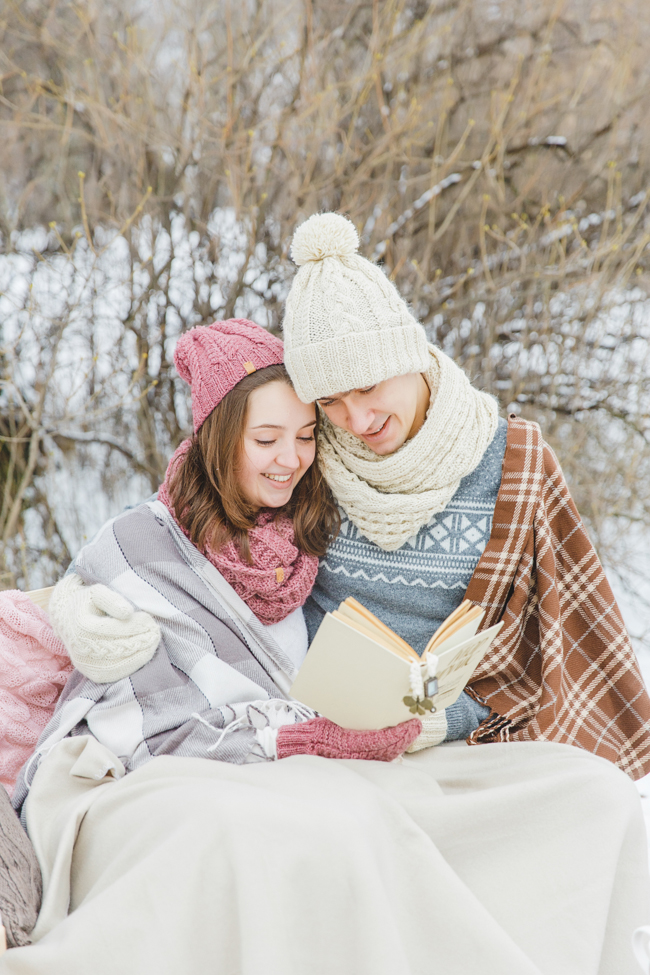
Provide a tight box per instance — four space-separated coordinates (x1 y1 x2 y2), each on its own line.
282 210 650 771
279 217 650 973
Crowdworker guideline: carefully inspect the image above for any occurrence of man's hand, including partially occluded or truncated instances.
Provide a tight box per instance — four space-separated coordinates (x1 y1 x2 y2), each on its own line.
48 574 160 683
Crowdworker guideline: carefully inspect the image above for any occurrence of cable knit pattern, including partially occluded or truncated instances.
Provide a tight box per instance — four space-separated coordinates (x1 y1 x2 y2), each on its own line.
283 213 430 403
205 514 318 625
159 440 319 625
48 574 161 683
0 590 72 793
318 345 499 550
276 716 421 761
406 710 448 753
174 318 284 432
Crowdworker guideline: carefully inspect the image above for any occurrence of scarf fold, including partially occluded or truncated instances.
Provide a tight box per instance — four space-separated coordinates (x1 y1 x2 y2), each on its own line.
318 345 499 551
158 440 318 625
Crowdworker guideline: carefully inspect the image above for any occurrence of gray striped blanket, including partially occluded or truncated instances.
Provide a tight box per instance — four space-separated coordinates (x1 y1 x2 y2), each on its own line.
13 501 309 813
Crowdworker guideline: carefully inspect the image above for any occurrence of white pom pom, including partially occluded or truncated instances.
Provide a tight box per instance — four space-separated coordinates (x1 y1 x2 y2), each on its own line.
290 212 359 266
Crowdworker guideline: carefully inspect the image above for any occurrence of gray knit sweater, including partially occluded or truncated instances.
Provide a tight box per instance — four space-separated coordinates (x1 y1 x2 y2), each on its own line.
304 417 508 740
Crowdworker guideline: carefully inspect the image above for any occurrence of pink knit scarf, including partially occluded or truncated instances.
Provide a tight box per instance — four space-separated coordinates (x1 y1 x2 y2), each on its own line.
158 440 318 625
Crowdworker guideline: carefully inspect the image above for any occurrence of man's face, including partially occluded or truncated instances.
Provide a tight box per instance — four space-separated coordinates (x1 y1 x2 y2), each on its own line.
317 372 429 456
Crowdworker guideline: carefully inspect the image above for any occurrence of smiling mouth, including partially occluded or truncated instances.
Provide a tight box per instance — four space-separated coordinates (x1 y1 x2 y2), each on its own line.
262 473 292 482
364 417 390 438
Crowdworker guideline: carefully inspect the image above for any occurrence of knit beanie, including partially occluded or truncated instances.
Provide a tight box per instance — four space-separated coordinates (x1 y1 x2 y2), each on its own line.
175 319 284 431
282 213 430 403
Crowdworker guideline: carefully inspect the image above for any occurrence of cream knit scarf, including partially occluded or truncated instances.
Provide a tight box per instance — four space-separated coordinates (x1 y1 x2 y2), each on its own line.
318 346 499 551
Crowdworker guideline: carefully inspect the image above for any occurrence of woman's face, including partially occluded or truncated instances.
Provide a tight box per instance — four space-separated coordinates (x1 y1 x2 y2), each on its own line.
238 381 317 509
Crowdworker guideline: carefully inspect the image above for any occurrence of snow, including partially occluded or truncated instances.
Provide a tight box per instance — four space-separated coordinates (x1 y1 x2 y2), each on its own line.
636 644 650 868
606 558 650 867
640 782 650 870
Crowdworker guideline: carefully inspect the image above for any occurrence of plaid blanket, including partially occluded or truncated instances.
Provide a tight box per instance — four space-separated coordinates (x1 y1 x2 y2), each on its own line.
465 415 650 780
12 501 305 813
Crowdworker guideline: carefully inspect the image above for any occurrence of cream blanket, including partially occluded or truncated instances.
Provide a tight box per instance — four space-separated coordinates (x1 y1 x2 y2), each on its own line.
3 738 649 975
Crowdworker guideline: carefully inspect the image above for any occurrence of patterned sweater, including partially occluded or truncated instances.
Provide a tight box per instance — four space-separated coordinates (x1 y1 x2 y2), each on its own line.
304 418 508 739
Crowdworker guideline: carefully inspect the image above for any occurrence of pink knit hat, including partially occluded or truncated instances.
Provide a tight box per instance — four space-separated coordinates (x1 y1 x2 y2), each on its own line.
174 319 284 432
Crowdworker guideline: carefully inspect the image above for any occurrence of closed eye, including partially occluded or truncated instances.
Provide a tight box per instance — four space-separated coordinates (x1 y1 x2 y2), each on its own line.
359 385 377 394
255 440 276 446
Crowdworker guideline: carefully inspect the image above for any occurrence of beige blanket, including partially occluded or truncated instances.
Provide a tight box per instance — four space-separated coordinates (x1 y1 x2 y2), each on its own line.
2 737 649 975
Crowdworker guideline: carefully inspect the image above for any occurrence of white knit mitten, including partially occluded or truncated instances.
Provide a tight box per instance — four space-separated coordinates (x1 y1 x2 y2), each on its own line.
48 573 160 683
405 708 447 753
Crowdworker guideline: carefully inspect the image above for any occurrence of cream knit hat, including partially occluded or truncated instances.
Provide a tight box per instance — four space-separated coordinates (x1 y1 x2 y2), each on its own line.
282 212 430 402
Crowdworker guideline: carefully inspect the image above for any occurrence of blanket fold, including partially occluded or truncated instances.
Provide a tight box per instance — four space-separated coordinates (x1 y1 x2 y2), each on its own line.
465 415 650 779
8 736 650 975
12 500 308 814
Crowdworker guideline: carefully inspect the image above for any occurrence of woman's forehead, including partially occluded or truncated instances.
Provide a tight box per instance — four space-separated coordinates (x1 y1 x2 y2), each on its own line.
246 381 316 424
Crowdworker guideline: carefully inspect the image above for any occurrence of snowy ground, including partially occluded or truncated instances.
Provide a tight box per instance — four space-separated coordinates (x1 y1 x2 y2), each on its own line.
640 783 650 868
635 647 650 868
608 565 650 869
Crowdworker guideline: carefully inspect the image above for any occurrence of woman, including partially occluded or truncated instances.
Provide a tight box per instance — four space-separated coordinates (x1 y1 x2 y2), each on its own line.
12 318 419 802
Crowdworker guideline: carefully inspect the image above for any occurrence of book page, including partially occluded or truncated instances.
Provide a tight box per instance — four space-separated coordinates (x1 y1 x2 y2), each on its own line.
290 613 412 730
431 622 503 711
331 609 413 662
425 599 472 650
427 607 484 655
341 598 419 661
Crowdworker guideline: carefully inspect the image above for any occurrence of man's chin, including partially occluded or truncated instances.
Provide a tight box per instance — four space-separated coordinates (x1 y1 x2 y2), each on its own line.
368 441 402 456
361 430 406 456
358 417 401 455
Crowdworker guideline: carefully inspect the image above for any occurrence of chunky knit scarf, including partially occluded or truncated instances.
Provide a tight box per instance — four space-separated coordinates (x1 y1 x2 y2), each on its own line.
318 346 499 551
158 440 318 625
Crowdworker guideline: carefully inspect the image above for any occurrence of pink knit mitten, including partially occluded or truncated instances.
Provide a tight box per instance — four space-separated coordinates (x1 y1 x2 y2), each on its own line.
276 716 422 762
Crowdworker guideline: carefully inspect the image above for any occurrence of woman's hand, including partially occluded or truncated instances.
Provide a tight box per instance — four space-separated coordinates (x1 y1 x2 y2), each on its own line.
276 716 421 762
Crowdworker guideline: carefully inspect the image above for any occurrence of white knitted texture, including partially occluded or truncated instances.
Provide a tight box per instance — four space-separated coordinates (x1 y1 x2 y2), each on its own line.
48 574 161 684
283 212 430 403
318 346 499 551
291 211 359 265
406 709 448 752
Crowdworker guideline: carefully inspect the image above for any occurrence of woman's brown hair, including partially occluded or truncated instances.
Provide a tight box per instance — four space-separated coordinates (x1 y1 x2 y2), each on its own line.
166 363 340 562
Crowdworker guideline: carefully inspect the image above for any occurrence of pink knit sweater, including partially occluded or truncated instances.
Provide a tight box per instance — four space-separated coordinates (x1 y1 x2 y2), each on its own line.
0 591 72 794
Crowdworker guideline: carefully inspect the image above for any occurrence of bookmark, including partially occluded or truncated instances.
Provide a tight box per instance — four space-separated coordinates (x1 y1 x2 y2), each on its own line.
403 653 439 715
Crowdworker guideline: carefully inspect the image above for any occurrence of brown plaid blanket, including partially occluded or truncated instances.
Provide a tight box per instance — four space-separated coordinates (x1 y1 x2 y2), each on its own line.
465 414 650 780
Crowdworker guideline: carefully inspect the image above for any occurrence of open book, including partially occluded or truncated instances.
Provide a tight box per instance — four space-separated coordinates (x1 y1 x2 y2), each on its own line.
290 597 503 731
